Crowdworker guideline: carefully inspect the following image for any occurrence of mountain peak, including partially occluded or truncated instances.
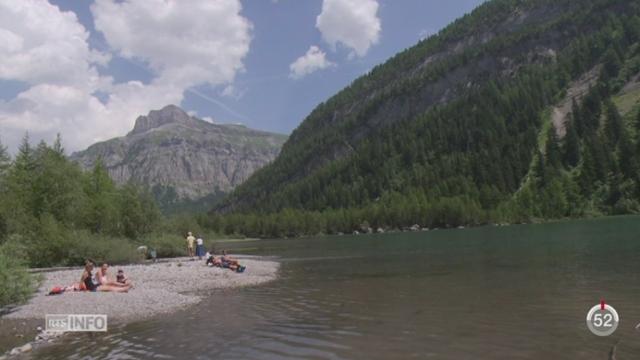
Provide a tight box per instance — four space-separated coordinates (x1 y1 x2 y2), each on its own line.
129 105 196 135
71 104 287 213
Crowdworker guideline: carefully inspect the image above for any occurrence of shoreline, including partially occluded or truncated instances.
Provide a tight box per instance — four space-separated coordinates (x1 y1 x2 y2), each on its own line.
0 256 279 356
275 213 635 240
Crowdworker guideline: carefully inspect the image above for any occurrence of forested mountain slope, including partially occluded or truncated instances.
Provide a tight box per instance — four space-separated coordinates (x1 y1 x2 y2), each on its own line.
212 0 640 237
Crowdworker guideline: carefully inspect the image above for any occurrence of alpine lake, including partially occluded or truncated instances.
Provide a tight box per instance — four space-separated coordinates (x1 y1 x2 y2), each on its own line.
30 215 640 359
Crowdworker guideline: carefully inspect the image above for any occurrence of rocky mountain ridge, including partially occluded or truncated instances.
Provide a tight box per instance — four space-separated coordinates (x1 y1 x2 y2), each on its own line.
71 105 287 212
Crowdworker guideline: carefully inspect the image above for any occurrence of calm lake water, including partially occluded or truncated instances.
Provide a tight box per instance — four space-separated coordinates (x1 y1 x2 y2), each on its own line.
33 216 640 359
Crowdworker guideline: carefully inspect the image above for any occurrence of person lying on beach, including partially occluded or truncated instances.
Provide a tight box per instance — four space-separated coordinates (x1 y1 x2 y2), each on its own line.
96 263 131 288
221 250 239 265
206 249 234 266
80 262 131 292
205 251 223 267
205 250 245 272
221 250 245 272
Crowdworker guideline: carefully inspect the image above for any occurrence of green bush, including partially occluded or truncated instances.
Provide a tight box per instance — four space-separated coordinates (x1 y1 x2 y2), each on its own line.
613 198 640 215
156 214 204 237
142 233 187 258
0 243 35 308
5 227 140 268
26 214 75 267
16 217 140 267
66 230 139 266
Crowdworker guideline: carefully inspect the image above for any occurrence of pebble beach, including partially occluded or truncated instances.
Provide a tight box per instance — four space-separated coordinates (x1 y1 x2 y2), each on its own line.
5 256 279 322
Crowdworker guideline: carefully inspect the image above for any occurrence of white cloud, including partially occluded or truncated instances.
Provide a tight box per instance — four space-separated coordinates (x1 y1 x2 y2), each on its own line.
0 0 107 88
289 46 334 79
0 81 184 155
220 84 246 100
0 0 252 153
91 0 252 89
316 0 381 58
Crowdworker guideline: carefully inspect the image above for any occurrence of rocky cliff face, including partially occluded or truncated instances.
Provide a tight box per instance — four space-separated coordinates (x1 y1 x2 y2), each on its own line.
71 105 287 212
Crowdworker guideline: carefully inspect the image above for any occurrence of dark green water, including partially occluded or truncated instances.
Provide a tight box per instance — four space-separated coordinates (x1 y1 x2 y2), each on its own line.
33 216 640 359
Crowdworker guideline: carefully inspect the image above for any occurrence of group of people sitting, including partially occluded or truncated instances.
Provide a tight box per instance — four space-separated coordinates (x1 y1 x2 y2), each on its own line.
48 260 133 295
79 260 133 292
205 250 246 273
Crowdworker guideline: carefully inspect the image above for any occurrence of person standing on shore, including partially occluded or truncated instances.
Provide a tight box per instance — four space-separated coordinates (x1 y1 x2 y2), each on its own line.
195 237 205 260
186 232 196 258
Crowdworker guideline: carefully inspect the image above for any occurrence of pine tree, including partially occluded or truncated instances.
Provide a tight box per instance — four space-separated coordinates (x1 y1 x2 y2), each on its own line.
563 121 580 167
119 182 160 239
540 178 568 218
603 47 622 79
531 150 546 187
0 138 10 242
636 109 640 158
52 133 65 157
604 100 623 145
606 172 623 209
11 134 36 195
618 130 637 179
84 158 118 234
14 133 34 171
571 98 584 135
636 108 640 136
625 15 640 42
581 87 602 132
579 147 597 195
2 134 38 233
588 134 609 182
545 128 562 169
0 138 10 176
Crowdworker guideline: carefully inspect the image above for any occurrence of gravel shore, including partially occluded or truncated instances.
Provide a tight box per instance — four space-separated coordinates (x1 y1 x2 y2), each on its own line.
5 256 279 322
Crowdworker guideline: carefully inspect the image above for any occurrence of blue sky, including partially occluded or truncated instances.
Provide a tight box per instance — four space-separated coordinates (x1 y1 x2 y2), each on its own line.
0 0 484 153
